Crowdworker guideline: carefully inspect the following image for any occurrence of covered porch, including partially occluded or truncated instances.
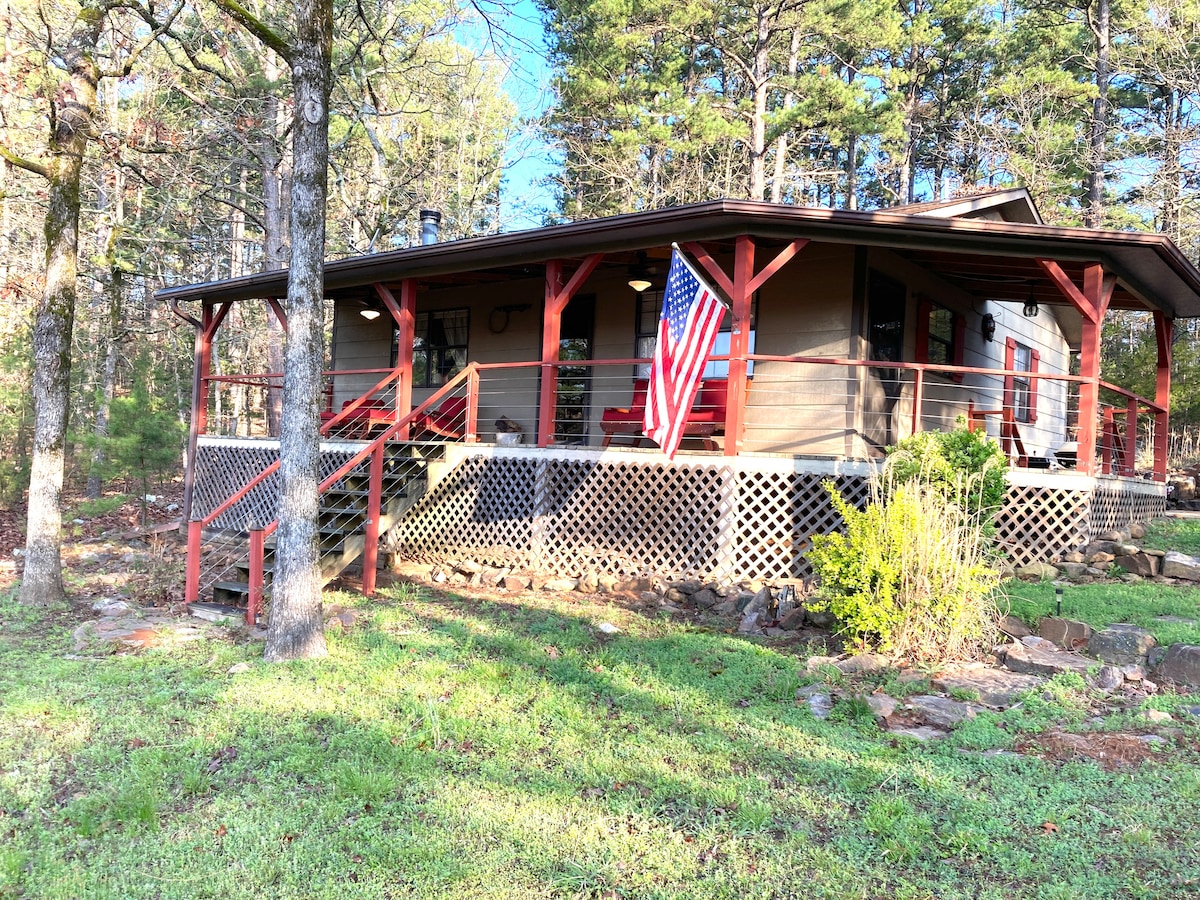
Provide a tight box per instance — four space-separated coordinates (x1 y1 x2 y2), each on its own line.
162 197 1200 611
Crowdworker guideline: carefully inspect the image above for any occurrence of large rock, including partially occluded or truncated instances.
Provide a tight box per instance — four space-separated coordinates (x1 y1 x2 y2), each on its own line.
691 588 720 609
1114 554 1157 577
999 615 1032 640
906 695 981 728
1088 624 1157 666
1083 540 1122 557
1003 641 1093 677
834 653 890 675
1162 551 1200 581
1038 617 1093 650
1016 562 1060 581
932 667 1043 708
1153 643 1200 687
1056 562 1089 579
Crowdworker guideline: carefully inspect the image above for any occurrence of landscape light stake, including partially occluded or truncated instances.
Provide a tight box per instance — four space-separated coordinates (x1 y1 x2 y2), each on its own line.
1055 585 1063 617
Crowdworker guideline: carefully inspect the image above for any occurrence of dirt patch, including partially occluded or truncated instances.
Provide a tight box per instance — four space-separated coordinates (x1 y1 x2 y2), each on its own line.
1016 730 1167 771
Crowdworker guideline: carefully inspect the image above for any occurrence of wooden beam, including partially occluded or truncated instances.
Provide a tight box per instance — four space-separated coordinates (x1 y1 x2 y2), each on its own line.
266 299 288 332
681 242 736 299
537 256 603 446
724 237 755 456
1154 312 1173 481
746 239 809 295
376 281 415 438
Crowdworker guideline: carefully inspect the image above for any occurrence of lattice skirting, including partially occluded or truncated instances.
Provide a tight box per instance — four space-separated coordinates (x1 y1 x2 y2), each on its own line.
997 477 1166 568
193 439 362 531
392 452 1167 579
392 453 870 581
191 442 1168 584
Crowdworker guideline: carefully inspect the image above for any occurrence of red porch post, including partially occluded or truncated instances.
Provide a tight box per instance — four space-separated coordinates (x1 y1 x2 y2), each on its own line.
684 238 808 456
377 280 416 439
182 301 233 523
537 255 603 447
1037 260 1113 475
1154 312 1173 481
726 237 755 457
361 446 383 596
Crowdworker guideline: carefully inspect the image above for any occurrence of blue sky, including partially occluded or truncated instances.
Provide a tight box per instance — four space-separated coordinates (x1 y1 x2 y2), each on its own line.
474 0 557 230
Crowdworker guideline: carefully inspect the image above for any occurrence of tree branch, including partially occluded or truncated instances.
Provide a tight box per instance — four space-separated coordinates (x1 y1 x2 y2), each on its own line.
0 145 49 179
207 0 292 62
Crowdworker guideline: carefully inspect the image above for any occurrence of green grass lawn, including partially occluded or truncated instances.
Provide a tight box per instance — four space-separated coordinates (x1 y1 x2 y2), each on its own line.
1004 581 1200 646
2 582 1199 900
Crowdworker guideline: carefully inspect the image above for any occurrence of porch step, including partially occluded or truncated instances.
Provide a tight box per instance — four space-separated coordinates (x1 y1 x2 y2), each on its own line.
187 601 248 623
203 464 428 616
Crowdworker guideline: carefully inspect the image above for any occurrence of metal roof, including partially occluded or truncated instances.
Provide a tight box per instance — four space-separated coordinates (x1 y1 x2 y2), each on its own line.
155 199 1200 319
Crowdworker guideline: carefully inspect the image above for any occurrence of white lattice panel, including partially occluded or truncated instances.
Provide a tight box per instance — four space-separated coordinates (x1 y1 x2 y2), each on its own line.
995 484 1089 567
393 455 872 582
193 441 361 531
734 472 870 580
534 460 734 578
392 456 538 568
1089 483 1166 539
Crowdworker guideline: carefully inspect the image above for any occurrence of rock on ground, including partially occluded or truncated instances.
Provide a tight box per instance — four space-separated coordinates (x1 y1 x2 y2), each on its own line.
932 667 1043 709
1088 624 1157 667
1002 641 1093 677
905 695 981 728
1153 643 1200 687
1037 617 1093 650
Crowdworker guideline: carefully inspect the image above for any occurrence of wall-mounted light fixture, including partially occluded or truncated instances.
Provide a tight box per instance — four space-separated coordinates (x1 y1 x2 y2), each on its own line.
1022 283 1039 318
981 312 996 342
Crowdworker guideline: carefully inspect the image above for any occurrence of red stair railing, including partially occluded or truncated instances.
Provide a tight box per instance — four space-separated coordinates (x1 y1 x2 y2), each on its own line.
186 365 479 620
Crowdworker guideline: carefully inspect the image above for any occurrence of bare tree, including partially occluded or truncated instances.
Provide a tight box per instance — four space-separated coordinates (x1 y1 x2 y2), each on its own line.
210 0 332 659
0 0 177 605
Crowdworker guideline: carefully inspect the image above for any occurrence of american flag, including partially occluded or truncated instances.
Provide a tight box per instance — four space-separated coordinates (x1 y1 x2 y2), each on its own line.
643 247 727 458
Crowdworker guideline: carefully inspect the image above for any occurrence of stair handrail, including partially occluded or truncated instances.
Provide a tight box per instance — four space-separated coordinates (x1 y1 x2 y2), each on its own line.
185 364 478 607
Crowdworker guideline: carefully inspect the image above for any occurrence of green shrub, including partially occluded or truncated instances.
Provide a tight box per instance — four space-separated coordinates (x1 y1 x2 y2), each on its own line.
808 471 1002 661
885 425 1008 523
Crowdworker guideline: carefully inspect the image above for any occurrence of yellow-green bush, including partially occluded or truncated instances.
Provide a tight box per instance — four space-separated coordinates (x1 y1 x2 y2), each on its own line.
808 466 1002 661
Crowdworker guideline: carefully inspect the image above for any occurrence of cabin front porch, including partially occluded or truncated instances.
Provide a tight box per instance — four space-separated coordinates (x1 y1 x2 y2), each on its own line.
184 351 1167 619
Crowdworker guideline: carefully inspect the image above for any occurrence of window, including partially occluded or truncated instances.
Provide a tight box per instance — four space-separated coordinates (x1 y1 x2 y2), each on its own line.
394 308 469 388
635 292 756 378
1004 338 1039 424
915 297 965 379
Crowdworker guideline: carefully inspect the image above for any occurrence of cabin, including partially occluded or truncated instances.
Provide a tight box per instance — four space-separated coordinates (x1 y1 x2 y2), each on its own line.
159 191 1200 620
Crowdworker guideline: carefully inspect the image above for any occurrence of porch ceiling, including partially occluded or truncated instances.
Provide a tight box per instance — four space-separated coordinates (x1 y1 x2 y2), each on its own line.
155 200 1200 320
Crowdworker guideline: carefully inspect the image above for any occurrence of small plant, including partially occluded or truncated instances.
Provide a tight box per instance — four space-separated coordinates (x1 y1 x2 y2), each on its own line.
886 424 1009 530
69 495 126 519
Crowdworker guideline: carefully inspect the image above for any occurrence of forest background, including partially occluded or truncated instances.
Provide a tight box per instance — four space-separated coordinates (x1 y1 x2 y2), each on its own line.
0 0 1198 509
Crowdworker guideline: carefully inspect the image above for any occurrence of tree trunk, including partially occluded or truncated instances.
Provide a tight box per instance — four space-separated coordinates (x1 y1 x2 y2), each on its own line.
1084 0 1110 229
770 29 801 205
262 54 288 435
88 125 125 500
20 4 102 606
747 7 772 200
86 281 120 499
265 0 332 661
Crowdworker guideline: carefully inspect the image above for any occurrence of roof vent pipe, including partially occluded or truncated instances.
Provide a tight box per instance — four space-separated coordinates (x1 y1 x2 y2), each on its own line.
419 209 442 245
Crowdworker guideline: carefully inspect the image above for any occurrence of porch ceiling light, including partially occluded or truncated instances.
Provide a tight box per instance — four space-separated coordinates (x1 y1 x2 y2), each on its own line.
627 251 655 292
360 307 382 320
